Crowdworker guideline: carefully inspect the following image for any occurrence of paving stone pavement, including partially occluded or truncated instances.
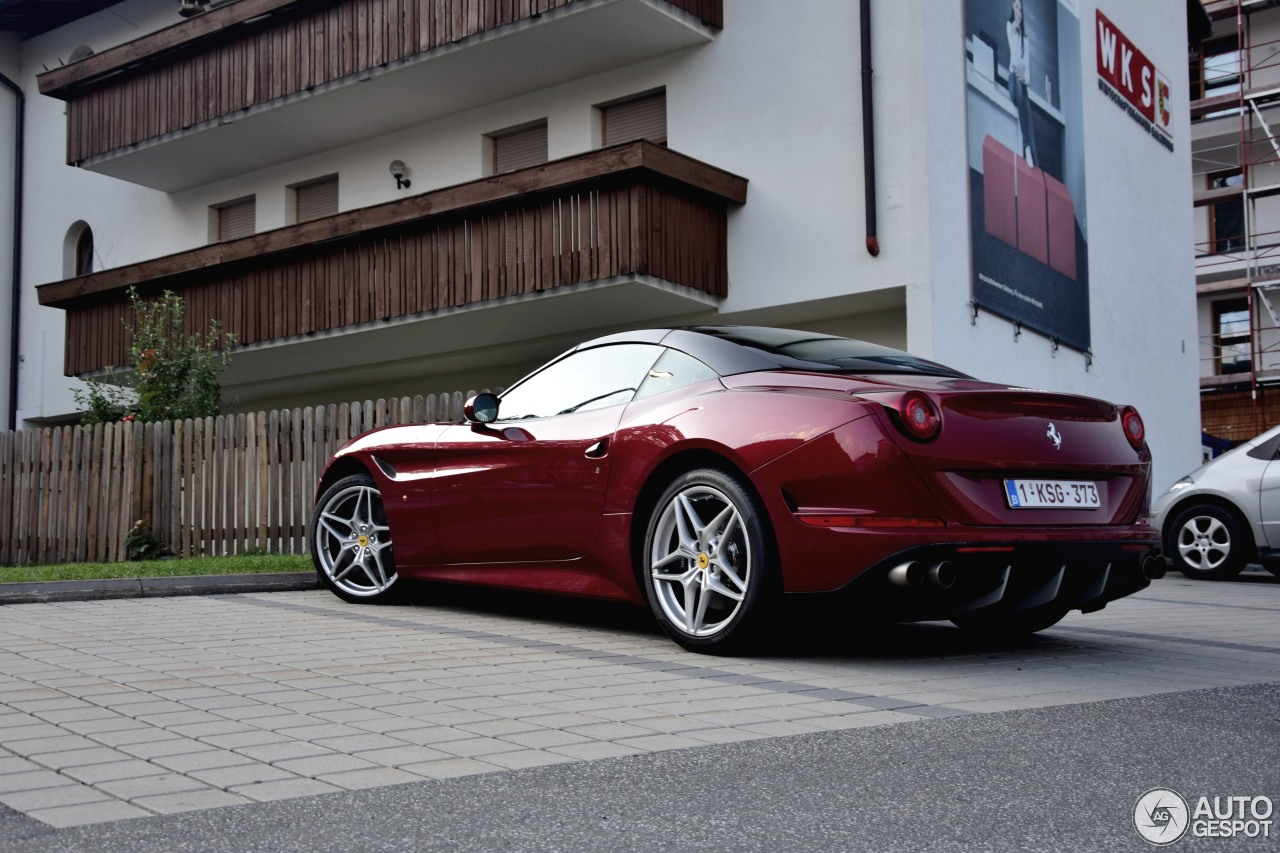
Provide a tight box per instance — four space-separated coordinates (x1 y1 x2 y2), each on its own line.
1 571 1277 829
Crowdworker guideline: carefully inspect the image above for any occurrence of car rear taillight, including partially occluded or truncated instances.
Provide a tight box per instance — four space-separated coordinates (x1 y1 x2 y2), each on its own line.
896 392 942 442
1120 406 1145 451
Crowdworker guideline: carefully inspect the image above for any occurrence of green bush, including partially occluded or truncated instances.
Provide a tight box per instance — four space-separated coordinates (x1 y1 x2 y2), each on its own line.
74 288 235 424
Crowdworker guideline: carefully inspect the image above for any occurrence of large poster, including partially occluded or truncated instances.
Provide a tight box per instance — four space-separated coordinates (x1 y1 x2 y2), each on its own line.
965 0 1089 352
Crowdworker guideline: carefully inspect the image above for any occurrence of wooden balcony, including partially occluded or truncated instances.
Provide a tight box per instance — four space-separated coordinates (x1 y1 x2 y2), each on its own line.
38 142 747 380
36 0 721 191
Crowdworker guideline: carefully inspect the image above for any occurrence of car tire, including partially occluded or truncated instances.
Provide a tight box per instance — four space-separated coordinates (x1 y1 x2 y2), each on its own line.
951 605 1068 638
310 473 401 603
1166 503 1249 580
641 468 775 654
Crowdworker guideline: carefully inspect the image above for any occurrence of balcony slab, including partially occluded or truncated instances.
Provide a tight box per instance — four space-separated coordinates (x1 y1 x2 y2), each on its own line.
58 0 715 191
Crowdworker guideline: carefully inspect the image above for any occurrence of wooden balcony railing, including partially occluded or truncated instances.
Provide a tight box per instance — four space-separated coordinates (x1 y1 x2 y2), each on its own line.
38 0 722 168
38 142 747 377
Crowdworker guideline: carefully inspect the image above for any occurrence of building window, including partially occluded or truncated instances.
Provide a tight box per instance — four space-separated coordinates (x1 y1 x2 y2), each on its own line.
600 90 667 147
488 121 548 175
213 197 255 242
63 221 95 278
1191 35 1241 116
1208 170 1244 255
1215 299 1251 375
74 226 94 276
292 175 338 224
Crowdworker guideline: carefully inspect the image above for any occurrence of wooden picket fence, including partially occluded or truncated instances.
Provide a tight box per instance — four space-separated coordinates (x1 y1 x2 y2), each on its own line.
0 390 492 566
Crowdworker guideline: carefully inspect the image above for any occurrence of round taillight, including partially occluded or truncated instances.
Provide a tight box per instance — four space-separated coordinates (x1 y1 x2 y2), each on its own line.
898 392 942 442
1121 406 1145 450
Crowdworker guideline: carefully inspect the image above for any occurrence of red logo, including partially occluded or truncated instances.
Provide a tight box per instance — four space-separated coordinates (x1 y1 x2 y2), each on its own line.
1096 10 1172 138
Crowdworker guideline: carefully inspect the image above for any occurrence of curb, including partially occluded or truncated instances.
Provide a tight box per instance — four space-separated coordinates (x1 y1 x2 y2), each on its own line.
0 572 319 605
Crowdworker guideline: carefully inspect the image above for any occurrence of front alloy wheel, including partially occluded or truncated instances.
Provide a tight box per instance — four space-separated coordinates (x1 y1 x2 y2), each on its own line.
1168 504 1247 580
311 473 398 602
644 469 773 653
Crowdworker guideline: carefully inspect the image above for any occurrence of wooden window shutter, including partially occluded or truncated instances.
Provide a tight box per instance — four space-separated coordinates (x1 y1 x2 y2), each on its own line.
217 198 255 241
602 91 667 146
492 122 548 174
296 176 338 223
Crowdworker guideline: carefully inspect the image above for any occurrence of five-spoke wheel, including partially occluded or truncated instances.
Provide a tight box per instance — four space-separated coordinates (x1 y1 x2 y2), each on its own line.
1167 504 1248 580
310 474 399 602
643 469 773 653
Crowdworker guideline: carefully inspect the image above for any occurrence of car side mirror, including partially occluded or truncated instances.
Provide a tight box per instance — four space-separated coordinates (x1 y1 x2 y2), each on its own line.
464 393 500 424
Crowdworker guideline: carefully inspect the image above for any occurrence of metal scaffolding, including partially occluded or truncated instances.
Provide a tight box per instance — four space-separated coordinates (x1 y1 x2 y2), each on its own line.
1196 0 1280 438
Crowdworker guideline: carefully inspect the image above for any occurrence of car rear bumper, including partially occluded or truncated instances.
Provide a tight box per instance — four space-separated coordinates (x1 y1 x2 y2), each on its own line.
812 539 1162 621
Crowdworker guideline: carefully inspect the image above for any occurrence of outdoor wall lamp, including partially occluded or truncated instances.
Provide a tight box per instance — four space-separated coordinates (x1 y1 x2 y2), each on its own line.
389 160 411 190
178 0 210 18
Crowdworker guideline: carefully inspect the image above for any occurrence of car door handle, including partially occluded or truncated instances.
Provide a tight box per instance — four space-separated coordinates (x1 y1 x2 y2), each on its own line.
584 439 609 459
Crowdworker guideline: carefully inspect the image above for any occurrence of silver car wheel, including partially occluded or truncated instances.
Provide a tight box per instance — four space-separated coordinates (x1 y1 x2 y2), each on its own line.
649 484 751 638
1176 514 1231 571
314 482 396 598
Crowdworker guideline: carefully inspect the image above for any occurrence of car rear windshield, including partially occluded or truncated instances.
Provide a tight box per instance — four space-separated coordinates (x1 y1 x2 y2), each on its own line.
693 327 969 378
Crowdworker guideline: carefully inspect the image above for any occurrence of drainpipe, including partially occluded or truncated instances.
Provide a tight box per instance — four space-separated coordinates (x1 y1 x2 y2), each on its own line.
0 71 21 430
860 0 879 257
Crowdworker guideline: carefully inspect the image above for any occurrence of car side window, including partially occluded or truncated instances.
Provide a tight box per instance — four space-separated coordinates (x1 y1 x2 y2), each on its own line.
634 349 720 401
1247 432 1280 460
498 344 662 420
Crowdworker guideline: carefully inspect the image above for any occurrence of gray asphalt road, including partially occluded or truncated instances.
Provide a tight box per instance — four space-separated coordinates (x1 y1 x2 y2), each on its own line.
5 681 1276 853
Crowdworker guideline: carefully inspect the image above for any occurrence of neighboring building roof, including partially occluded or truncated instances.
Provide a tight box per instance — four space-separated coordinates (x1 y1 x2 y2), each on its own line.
0 0 128 39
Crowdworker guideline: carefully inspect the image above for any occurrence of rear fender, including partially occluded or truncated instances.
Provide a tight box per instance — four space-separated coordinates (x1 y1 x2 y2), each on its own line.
604 388 876 514
751 416 948 522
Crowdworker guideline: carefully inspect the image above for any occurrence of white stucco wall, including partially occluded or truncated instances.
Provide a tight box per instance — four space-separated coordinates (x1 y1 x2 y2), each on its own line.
15 1 186 424
12 0 1203 489
15 0 925 424
674 1 931 318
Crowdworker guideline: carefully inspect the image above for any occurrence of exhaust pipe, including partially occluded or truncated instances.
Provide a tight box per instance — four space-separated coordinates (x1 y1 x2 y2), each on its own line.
888 561 923 587
1142 552 1166 580
927 561 956 589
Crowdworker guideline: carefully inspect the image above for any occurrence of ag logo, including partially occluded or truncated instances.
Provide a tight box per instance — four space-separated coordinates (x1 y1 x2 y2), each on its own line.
1135 788 1190 845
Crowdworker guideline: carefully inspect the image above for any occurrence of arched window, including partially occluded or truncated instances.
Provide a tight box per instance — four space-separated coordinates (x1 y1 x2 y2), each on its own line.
75 226 94 276
63 221 94 278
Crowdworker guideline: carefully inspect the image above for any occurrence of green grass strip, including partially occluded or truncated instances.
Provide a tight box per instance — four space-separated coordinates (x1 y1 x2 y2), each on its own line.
0 554 312 584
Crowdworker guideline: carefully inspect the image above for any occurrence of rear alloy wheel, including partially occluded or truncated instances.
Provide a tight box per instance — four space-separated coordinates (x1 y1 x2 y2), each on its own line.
952 605 1068 638
643 469 773 654
1168 504 1248 580
311 473 399 603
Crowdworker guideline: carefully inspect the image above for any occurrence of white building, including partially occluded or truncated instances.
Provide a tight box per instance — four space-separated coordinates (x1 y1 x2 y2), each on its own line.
1 0 1201 488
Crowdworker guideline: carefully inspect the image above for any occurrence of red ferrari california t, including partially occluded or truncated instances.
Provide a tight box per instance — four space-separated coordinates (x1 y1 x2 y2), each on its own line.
310 326 1163 653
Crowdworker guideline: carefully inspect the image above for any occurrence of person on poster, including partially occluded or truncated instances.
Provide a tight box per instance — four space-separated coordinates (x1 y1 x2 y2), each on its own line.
1007 0 1038 167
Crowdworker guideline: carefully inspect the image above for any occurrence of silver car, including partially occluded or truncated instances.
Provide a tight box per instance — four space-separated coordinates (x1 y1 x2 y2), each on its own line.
1151 425 1280 580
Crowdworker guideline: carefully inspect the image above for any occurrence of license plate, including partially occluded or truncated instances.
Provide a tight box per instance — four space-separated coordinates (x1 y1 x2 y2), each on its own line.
1004 479 1100 509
